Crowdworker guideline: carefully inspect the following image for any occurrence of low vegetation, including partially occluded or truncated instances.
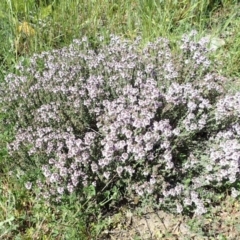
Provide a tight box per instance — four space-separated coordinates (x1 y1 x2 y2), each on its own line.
0 0 240 239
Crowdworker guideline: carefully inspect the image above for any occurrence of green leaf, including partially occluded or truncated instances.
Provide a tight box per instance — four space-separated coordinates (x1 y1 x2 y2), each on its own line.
0 216 15 228
0 10 6 19
204 35 225 51
39 4 53 19
85 185 96 199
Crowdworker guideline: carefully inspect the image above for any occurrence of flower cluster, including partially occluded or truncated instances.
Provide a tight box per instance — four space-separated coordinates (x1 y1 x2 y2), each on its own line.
1 31 239 215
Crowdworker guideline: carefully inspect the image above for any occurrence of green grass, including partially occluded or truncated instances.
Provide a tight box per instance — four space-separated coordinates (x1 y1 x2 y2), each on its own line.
0 178 92 239
0 0 239 74
0 0 240 239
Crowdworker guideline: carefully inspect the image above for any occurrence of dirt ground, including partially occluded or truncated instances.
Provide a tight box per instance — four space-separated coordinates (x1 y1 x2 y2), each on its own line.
99 195 240 240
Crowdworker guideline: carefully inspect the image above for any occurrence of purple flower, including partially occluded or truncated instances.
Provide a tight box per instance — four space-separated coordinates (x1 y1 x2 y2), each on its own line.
25 182 32 190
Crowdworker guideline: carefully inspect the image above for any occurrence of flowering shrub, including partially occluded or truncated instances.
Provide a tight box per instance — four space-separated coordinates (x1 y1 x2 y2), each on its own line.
1 31 239 215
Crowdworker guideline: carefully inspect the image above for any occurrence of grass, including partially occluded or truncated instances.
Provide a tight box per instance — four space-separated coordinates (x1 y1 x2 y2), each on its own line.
0 0 240 239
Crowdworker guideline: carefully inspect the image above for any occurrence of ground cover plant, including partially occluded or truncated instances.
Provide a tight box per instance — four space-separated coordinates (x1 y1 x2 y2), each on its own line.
1 30 240 238
0 0 240 239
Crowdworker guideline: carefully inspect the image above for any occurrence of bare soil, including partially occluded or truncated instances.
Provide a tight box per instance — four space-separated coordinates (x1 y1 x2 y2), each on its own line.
99 195 240 240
